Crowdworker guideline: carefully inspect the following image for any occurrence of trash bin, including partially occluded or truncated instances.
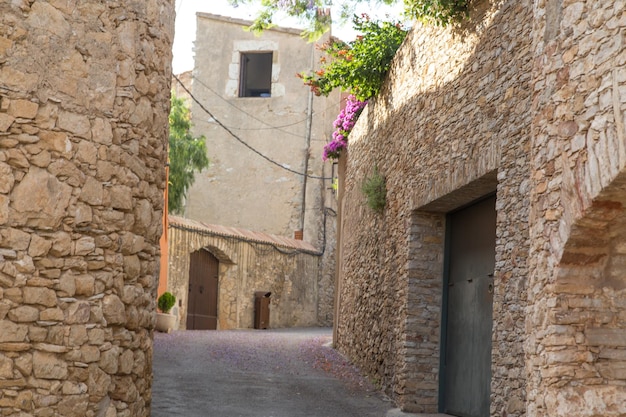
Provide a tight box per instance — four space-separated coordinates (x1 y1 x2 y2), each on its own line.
254 291 271 329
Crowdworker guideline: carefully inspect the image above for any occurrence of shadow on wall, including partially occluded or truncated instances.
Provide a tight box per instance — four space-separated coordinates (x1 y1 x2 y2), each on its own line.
334 0 626 415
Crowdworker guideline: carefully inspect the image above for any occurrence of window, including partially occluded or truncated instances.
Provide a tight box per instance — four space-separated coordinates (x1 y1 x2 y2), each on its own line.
239 52 273 98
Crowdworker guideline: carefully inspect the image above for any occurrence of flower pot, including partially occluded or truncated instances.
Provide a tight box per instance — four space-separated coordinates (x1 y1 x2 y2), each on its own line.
156 312 177 333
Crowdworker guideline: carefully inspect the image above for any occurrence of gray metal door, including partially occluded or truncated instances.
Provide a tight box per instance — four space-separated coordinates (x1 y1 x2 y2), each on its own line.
442 195 496 417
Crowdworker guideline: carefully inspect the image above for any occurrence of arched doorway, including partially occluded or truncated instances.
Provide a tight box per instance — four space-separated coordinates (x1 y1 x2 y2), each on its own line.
187 249 219 330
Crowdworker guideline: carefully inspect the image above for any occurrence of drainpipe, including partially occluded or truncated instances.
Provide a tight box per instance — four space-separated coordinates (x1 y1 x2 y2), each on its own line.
299 42 316 238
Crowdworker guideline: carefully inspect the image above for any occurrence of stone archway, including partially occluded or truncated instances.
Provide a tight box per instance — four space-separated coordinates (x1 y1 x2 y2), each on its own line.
531 179 626 417
527 1 626 415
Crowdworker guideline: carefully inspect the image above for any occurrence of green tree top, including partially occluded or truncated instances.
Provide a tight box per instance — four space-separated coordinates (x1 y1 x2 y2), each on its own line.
227 0 470 39
298 14 408 101
168 94 210 215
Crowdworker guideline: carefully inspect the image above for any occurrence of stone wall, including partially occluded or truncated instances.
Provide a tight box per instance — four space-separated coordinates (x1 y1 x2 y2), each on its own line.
186 13 339 245
336 0 626 415
335 0 533 413
527 0 626 416
0 1 173 416
168 216 330 329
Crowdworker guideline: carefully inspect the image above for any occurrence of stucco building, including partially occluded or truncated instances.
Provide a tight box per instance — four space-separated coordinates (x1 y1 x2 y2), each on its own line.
334 0 626 416
166 13 340 330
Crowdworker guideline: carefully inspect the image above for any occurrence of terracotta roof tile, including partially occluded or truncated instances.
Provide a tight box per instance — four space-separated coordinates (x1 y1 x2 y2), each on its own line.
168 215 319 254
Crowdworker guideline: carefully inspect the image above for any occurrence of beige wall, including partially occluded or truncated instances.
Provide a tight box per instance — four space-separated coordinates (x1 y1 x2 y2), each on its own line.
0 1 173 416
186 13 339 248
174 14 339 329
335 0 626 415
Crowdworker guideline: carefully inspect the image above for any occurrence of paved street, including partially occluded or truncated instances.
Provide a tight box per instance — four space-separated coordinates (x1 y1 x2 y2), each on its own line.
151 328 395 417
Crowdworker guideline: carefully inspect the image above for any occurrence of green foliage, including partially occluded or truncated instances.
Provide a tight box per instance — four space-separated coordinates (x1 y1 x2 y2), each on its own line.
158 292 176 314
403 0 470 26
229 0 372 40
168 94 210 214
227 0 470 39
361 166 386 213
298 14 408 101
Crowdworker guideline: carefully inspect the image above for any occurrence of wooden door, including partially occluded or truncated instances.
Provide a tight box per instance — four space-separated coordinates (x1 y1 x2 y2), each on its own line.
186 249 219 330
441 195 496 417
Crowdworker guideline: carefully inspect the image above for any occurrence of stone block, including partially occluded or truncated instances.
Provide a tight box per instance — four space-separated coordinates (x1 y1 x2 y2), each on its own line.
109 185 133 210
0 353 14 378
8 306 40 323
0 195 8 225
67 327 87 350
0 113 15 132
79 345 100 363
586 328 626 347
58 273 76 297
98 346 119 374
79 177 104 206
28 235 52 258
1 228 31 251
118 349 134 374
65 301 91 325
39 131 71 154
57 394 88 417
88 365 111 398
73 237 96 256
14 352 32 377
74 275 95 296
40 308 64 322
50 232 72 257
23 287 57 307
110 376 138 402
8 99 39 119
92 118 113 145
123 255 141 280
10 167 72 228
33 351 68 379
57 110 91 138
74 203 93 227
102 294 126 325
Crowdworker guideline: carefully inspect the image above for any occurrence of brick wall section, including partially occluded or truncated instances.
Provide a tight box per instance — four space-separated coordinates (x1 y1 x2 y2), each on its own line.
0 1 173 416
335 0 532 413
528 0 626 415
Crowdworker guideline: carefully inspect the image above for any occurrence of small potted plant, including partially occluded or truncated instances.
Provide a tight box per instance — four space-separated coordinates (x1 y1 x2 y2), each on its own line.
155 291 177 333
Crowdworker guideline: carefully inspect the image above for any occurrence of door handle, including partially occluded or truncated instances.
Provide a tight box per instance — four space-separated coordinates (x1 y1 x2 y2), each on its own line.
199 286 204 294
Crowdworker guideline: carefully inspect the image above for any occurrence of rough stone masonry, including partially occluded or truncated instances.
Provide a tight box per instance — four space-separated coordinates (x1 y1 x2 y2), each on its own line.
334 0 626 416
0 1 174 416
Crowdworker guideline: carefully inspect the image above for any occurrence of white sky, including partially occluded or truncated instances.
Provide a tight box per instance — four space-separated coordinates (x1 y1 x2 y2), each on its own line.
172 0 405 74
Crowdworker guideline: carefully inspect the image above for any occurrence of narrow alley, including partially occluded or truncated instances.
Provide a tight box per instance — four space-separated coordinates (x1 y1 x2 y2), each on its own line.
151 328 394 417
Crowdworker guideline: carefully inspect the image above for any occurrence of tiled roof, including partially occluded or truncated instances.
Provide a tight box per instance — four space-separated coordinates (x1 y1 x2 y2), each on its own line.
168 215 320 254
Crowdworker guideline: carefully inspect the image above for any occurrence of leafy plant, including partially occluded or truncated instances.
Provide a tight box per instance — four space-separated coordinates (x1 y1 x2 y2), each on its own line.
405 0 471 26
157 292 176 314
361 166 386 212
298 14 408 101
168 94 210 214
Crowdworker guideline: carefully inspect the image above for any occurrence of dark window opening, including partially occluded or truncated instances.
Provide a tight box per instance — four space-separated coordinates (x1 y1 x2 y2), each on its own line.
239 52 273 98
